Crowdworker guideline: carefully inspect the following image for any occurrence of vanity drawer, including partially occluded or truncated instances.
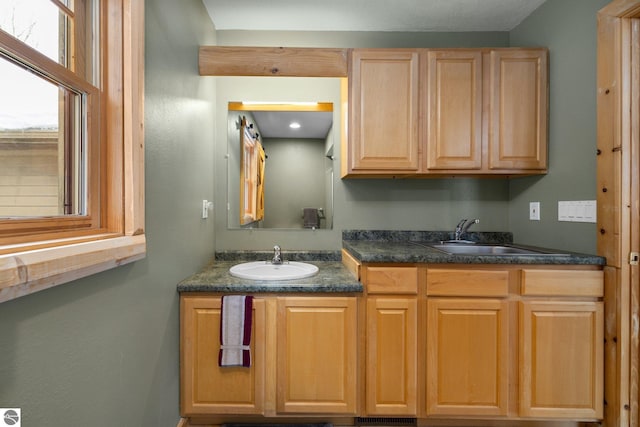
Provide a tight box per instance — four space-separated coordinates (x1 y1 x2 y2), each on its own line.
521 269 604 297
364 266 418 294
426 268 509 297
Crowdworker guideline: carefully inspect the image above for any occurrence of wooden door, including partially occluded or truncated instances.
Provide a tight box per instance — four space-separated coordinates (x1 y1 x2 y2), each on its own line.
347 49 421 174
180 296 266 416
519 301 604 419
366 297 417 415
488 49 548 171
426 298 509 417
276 296 357 414
426 50 483 170
597 4 640 426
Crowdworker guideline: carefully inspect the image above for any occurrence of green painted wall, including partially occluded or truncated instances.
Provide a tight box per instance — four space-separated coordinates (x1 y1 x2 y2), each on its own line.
0 2 608 426
0 1 217 425
508 0 609 252
216 30 509 48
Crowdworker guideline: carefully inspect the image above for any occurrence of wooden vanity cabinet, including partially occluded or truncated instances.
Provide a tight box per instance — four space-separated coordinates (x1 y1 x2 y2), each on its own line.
276 296 358 414
424 266 604 420
519 269 604 419
425 267 511 417
180 296 266 416
181 263 603 423
344 47 548 177
362 266 419 416
180 294 358 418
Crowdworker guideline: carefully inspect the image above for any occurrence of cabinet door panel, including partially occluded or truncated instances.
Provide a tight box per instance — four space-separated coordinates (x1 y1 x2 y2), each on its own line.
489 49 548 170
426 298 509 416
276 297 357 414
180 296 265 416
519 301 603 419
349 49 420 173
366 297 417 415
426 50 483 170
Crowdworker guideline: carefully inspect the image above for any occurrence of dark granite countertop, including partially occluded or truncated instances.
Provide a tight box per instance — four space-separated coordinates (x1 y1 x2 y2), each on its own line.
177 230 605 295
342 230 606 266
178 251 362 294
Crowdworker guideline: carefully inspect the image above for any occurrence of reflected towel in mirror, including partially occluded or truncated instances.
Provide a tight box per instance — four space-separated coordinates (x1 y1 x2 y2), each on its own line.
303 208 320 228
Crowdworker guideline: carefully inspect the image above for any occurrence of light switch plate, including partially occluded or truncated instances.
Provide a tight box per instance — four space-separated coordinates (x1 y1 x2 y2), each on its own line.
558 200 597 223
202 200 209 219
529 202 540 221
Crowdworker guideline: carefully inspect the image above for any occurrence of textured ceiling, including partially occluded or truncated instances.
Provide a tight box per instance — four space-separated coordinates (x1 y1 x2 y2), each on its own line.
203 0 547 32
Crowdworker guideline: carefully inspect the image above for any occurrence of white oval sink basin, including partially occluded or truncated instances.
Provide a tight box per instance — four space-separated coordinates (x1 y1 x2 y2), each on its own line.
229 261 319 281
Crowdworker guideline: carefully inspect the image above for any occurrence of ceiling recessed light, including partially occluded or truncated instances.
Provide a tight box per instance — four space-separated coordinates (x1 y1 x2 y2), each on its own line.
289 122 301 129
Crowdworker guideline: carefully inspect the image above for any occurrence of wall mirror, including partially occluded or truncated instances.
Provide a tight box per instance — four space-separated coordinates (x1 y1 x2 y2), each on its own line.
227 98 336 230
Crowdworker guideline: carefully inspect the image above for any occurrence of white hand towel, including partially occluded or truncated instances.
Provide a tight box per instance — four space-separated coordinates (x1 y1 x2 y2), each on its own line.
218 295 253 367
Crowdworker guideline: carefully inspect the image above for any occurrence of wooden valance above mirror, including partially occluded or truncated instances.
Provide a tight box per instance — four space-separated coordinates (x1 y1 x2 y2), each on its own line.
198 46 349 77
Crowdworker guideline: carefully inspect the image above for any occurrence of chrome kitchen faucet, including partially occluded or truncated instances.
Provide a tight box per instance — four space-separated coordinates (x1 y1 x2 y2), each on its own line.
454 218 479 241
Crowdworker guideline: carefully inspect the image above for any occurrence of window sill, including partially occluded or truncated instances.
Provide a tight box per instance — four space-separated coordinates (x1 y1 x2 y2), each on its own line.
0 234 146 303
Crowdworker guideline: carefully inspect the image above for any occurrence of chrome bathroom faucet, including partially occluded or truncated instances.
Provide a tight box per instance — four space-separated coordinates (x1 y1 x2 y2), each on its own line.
272 245 283 264
454 219 479 241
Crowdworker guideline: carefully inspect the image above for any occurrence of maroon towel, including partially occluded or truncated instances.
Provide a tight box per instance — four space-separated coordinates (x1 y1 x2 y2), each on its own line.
218 295 253 367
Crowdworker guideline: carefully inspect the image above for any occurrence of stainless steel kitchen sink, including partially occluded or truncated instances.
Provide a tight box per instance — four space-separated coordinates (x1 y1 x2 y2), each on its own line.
412 242 570 256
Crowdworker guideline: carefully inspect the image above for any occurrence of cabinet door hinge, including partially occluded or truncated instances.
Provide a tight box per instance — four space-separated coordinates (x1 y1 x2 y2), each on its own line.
630 252 639 265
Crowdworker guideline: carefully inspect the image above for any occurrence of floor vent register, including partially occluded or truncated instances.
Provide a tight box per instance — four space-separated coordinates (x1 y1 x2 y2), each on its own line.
356 417 418 426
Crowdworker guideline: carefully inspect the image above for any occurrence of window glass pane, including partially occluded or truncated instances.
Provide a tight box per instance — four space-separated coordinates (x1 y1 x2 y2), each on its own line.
0 0 65 65
0 56 83 218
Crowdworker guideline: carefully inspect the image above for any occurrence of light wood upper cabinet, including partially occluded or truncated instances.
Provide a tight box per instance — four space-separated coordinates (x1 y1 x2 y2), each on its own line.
489 49 548 170
345 49 421 175
343 47 548 177
276 296 358 414
180 296 266 416
426 50 483 170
